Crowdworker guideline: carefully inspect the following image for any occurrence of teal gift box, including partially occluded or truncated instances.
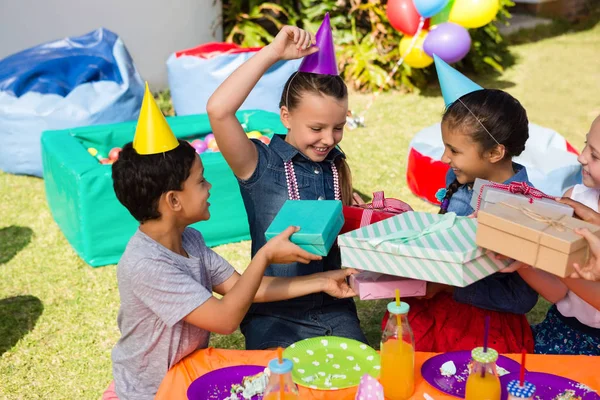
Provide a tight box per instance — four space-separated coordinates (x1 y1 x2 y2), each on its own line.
265 200 344 256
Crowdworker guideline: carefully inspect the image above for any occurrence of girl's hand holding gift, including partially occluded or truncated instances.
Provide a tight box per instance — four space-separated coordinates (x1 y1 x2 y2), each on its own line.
571 228 600 281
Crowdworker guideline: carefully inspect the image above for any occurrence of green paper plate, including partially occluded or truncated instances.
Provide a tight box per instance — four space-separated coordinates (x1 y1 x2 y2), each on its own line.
283 336 380 390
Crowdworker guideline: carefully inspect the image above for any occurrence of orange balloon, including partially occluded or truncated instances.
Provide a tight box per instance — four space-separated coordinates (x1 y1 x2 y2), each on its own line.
207 138 219 152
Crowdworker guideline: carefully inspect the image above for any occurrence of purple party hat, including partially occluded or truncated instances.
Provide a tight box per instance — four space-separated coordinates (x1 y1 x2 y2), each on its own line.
298 13 338 75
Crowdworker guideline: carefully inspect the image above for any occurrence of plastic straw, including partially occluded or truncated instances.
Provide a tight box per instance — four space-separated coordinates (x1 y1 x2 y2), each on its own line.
481 316 490 378
395 289 401 336
277 347 284 399
483 316 490 352
520 348 526 386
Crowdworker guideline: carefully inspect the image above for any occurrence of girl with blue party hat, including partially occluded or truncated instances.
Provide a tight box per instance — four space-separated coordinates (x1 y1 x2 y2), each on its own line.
382 56 538 354
208 16 368 350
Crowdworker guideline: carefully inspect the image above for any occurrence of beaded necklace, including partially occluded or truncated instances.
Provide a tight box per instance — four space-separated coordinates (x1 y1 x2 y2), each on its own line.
283 160 341 201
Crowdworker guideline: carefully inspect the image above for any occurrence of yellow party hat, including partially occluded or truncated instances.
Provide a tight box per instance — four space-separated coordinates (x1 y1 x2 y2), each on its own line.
133 82 179 155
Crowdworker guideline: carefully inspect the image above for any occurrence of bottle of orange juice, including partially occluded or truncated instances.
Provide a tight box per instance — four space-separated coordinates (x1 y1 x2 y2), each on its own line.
380 301 415 400
465 347 501 400
263 357 299 400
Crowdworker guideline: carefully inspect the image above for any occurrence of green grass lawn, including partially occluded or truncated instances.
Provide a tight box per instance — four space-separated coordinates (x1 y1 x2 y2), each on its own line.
1 18 599 399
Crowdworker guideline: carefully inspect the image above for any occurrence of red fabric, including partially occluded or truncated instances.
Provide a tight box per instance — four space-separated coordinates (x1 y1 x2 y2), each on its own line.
566 140 580 155
406 147 449 205
102 381 119 400
381 293 534 353
175 42 263 58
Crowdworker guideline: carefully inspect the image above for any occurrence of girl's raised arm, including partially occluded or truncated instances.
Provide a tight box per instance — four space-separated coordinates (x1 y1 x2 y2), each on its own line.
208 26 317 180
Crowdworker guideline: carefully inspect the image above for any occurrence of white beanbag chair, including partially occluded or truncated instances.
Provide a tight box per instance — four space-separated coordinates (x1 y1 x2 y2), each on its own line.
407 123 582 204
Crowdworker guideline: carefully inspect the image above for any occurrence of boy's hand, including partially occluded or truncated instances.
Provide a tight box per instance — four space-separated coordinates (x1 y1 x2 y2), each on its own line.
419 282 453 299
263 226 322 265
319 268 359 298
267 26 319 61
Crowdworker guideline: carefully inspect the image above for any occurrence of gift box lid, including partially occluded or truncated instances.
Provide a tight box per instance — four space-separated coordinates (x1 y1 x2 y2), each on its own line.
478 199 600 254
471 178 573 217
338 212 485 263
265 200 344 245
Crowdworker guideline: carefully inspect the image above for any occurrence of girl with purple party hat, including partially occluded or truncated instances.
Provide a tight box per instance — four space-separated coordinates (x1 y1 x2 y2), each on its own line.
208 15 367 350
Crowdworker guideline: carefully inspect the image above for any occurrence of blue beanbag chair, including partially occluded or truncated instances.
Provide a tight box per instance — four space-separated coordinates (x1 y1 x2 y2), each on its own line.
167 42 301 116
0 28 144 177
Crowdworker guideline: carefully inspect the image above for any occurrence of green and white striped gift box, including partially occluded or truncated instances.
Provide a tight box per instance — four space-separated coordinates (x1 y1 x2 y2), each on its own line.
338 212 508 287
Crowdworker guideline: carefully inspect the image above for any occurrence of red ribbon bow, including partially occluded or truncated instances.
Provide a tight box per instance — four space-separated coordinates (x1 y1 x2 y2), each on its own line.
359 191 413 227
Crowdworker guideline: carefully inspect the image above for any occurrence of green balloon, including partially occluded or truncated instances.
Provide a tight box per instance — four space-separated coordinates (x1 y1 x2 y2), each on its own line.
431 0 456 25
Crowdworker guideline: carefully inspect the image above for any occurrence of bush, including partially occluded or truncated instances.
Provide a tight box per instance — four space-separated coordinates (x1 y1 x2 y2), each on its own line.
221 0 515 92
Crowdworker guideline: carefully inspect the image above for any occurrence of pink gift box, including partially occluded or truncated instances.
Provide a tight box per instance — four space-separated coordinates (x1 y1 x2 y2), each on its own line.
349 271 427 300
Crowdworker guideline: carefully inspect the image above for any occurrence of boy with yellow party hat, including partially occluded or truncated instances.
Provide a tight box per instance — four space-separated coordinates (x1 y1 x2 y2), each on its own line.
105 84 359 400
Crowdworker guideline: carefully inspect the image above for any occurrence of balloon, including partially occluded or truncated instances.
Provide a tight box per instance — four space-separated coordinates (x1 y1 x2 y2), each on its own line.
109 147 122 161
400 30 434 69
423 22 471 63
413 0 449 18
430 0 455 25
246 131 263 139
449 0 499 29
387 0 423 36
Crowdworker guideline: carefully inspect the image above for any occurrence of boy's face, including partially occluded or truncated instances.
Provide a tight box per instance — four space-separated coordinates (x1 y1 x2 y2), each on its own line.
578 116 600 189
176 155 212 223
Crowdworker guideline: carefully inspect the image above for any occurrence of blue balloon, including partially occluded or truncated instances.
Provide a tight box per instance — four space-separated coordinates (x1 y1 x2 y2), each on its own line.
413 0 449 18
433 54 483 107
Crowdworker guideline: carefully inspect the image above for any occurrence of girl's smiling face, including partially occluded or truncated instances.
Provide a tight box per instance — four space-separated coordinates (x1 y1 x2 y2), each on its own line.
441 122 496 185
282 92 347 162
578 115 600 189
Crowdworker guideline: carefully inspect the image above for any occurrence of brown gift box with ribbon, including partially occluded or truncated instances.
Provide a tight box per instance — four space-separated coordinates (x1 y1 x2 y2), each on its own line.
476 198 600 277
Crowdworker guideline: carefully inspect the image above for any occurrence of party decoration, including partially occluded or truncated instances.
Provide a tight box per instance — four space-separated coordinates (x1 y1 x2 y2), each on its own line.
191 139 208 154
298 13 338 75
449 0 499 29
133 83 179 155
207 138 219 152
434 54 483 106
109 147 122 161
247 131 263 139
400 31 433 69
423 23 471 63
431 0 455 25
387 0 424 36
413 0 449 18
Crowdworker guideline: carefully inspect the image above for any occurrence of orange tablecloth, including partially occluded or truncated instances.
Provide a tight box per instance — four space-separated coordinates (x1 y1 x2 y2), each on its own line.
156 348 600 399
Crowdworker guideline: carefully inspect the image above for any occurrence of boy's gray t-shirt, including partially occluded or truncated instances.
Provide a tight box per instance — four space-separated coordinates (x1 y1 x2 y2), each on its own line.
111 228 235 400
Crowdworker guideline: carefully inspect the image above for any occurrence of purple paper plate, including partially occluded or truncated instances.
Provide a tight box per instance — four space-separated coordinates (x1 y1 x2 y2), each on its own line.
421 350 521 398
187 365 266 400
500 371 599 400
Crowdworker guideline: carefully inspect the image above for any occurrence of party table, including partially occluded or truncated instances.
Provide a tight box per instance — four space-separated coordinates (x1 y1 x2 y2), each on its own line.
156 347 600 399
